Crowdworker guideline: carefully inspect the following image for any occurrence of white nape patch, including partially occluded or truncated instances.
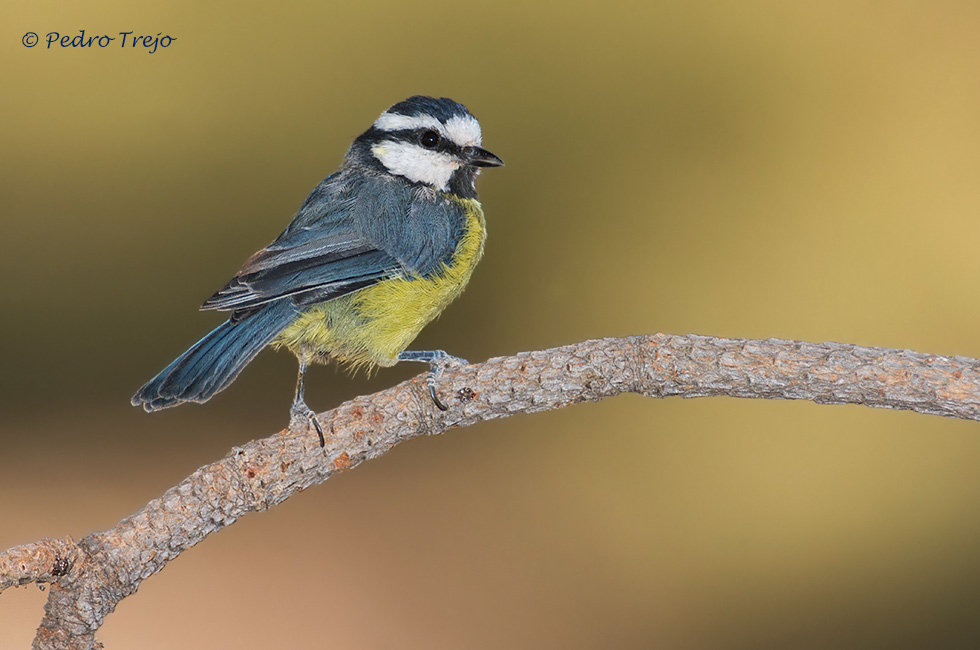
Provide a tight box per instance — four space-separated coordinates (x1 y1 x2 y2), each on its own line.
371 140 460 191
374 112 483 147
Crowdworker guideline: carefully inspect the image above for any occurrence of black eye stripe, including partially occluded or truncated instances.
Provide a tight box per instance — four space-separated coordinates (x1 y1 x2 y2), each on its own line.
370 128 462 155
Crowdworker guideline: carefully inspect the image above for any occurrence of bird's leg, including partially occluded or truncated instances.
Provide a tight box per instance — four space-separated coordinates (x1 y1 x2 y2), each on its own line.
290 359 325 447
396 350 469 411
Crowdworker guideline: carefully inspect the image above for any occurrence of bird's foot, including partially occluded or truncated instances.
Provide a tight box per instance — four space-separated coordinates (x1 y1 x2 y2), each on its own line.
397 350 469 411
290 399 325 447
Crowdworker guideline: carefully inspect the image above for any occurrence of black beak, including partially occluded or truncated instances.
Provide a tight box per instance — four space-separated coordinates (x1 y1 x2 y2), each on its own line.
464 146 504 168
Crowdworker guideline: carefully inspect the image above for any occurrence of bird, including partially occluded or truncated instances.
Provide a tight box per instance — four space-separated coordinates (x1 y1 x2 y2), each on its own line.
132 96 503 442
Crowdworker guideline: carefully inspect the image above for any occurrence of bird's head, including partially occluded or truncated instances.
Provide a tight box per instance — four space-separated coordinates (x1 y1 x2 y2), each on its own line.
354 96 503 198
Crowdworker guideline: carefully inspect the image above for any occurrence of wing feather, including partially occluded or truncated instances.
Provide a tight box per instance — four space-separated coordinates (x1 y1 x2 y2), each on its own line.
200 172 466 313
202 172 403 312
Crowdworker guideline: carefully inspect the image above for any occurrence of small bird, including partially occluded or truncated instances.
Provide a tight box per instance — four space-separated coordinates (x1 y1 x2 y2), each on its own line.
132 96 503 440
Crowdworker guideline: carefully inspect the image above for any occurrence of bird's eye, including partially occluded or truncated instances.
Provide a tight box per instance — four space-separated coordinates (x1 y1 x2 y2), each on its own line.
420 130 440 148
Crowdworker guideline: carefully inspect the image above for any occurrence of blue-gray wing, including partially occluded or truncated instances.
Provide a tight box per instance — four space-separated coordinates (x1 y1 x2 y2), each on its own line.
201 172 465 313
356 181 467 275
202 172 403 312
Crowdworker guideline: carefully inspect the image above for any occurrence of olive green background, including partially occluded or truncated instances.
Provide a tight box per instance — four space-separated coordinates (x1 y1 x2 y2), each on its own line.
4 1 980 648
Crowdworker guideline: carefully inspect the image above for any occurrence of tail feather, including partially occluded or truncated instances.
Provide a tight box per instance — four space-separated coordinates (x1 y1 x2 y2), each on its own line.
132 301 297 412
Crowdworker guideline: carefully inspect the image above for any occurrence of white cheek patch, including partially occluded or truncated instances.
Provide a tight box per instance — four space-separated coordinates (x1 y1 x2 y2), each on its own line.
371 140 460 191
374 112 483 148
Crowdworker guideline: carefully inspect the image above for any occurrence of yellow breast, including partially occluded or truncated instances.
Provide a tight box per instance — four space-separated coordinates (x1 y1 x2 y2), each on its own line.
274 198 486 370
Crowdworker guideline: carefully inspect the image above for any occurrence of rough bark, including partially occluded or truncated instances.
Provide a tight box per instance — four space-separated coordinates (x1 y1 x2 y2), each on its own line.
3 334 979 649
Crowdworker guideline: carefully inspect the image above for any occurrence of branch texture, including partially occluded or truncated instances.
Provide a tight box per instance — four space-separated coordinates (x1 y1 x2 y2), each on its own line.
3 334 980 649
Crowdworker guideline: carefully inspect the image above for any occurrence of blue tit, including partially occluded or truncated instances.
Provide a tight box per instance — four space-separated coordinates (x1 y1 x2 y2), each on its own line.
132 96 503 440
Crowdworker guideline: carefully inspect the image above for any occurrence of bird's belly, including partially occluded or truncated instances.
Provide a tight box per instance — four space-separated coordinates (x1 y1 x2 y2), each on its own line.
274 201 485 370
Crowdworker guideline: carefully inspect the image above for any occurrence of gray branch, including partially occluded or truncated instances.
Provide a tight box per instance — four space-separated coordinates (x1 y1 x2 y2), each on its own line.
3 334 979 649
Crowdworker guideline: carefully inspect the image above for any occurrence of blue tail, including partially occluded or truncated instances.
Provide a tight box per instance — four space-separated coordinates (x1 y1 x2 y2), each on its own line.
132 300 297 412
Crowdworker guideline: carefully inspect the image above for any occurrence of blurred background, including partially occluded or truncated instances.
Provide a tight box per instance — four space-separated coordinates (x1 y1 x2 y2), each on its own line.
3 1 980 648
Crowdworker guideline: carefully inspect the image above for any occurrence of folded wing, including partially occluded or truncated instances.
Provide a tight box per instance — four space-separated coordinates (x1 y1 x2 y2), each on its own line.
202 176 405 312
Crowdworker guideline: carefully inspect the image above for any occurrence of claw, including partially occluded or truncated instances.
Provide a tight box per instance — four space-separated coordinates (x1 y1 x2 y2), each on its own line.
397 350 467 411
291 359 325 447
308 410 326 447
290 401 325 446
428 374 449 411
